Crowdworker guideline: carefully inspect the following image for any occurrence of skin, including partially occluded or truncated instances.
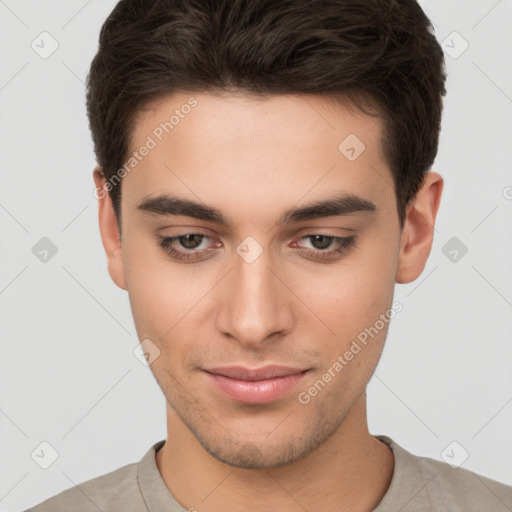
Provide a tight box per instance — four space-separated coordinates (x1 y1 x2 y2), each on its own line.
93 91 443 512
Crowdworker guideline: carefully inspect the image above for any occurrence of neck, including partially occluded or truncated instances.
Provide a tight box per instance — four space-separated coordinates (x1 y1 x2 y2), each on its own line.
156 393 394 512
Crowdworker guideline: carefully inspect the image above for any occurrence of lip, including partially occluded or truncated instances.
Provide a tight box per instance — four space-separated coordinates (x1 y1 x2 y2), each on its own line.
203 365 309 404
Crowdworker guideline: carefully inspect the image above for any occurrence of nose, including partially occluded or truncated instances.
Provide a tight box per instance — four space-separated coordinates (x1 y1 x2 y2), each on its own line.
215 244 294 348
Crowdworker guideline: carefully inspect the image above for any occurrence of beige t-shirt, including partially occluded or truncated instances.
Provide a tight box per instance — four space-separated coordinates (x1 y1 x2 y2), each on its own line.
26 435 512 511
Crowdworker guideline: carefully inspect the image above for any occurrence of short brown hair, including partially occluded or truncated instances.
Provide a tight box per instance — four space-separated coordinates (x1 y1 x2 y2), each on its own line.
86 0 446 229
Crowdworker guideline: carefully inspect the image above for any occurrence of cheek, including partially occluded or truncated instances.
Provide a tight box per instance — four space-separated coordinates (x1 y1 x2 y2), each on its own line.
123 242 183 336
124 242 220 340
290 238 398 340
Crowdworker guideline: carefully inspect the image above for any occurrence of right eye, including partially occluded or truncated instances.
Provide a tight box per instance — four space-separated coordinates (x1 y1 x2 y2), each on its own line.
156 233 221 262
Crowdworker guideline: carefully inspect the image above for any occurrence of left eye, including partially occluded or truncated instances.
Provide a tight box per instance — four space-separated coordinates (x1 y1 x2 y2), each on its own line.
293 234 356 260
156 233 356 262
299 234 338 250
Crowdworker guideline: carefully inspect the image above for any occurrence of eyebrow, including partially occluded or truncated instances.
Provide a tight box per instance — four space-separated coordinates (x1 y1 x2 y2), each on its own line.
137 193 376 227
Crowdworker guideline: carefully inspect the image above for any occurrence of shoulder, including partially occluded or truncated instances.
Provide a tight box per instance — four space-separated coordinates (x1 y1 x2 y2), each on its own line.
417 453 512 510
376 435 512 512
25 459 144 512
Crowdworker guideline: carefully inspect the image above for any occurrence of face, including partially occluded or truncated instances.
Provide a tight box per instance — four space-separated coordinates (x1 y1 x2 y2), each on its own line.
109 92 405 468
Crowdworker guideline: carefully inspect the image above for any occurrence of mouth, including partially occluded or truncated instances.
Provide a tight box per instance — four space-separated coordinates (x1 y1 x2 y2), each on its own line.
203 365 310 404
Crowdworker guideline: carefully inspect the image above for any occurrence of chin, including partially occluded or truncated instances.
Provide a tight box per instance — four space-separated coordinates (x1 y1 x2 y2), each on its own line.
189 413 339 469
198 436 308 469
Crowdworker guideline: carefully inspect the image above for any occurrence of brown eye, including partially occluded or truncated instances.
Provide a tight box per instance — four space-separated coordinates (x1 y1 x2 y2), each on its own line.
307 235 335 250
156 233 216 262
296 235 356 261
178 234 205 249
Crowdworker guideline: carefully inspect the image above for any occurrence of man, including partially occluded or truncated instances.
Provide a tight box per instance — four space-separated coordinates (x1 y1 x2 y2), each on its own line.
27 0 512 510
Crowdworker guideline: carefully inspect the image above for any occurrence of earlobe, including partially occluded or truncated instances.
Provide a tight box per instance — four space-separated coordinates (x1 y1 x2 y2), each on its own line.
93 167 128 291
395 172 444 284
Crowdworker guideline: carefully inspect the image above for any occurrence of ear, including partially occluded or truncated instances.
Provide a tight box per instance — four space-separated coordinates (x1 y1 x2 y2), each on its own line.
93 167 128 290
396 171 443 284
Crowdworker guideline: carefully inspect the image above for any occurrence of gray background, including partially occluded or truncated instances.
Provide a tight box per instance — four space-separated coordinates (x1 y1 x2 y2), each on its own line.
1 0 511 510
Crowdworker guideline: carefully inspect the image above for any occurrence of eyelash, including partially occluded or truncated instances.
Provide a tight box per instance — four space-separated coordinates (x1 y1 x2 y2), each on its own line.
156 233 356 262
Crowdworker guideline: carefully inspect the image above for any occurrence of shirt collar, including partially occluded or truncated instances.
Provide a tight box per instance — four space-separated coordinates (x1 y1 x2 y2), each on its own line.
138 440 187 512
137 436 435 512
373 435 435 512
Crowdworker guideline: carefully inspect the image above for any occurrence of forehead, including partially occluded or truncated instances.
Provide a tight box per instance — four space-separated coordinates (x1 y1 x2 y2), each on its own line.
122 91 394 227
134 91 383 154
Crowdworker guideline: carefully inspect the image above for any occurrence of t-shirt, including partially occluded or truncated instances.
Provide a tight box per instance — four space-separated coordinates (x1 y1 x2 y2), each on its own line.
25 435 512 511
